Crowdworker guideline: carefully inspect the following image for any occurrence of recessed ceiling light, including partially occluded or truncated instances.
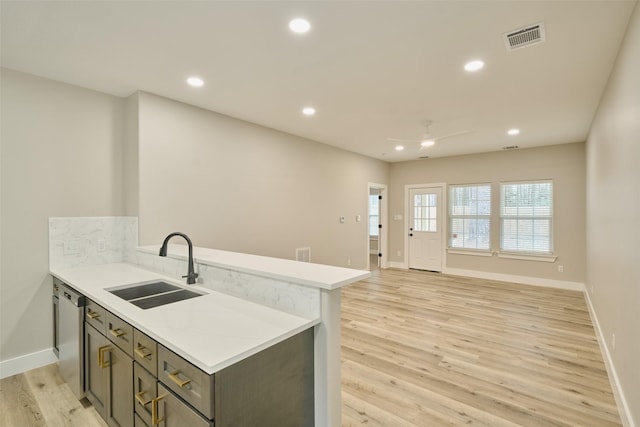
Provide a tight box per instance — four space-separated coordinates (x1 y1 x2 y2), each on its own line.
508 128 520 136
395 145 404 151
302 107 316 116
289 18 311 34
420 139 435 148
464 60 485 72
186 77 204 87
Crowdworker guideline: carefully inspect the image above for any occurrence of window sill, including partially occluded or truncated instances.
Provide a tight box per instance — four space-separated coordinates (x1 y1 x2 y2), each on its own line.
447 249 493 257
497 252 557 262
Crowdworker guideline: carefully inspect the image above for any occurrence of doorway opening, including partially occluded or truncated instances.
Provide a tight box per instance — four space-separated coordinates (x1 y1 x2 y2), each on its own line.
368 183 387 271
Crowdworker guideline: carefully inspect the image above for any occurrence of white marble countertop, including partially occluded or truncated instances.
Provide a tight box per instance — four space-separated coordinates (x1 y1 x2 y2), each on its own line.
138 244 371 290
51 262 318 374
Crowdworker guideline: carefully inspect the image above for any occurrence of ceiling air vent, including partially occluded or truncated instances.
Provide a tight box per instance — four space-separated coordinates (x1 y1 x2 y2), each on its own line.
504 22 546 51
502 145 519 150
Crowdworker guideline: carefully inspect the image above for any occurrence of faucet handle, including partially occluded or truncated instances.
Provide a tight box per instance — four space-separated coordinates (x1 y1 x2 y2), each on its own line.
182 273 199 284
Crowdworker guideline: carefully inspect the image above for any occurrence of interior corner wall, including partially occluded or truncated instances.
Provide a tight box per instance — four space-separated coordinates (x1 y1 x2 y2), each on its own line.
388 142 586 283
0 69 126 362
137 92 388 269
585 2 640 424
124 92 140 216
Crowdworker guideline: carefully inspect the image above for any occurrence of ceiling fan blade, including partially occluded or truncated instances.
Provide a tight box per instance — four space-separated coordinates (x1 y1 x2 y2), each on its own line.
432 130 472 142
386 137 419 143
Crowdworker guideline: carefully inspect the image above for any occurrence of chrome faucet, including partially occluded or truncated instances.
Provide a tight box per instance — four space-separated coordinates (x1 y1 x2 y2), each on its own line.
159 232 199 284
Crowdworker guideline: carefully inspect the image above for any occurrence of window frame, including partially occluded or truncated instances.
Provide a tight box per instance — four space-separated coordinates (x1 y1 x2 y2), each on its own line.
499 180 554 256
447 183 492 253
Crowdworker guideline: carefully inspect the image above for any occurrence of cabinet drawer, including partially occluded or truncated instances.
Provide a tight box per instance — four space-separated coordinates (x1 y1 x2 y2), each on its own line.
85 299 107 334
157 382 212 427
134 362 157 426
157 345 214 419
134 329 158 376
106 311 134 357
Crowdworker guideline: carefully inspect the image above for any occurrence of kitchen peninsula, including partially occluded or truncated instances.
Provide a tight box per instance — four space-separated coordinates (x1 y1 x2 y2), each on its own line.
49 217 370 426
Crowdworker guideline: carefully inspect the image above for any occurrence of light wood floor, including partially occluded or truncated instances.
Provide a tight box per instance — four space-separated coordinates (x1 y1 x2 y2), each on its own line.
0 363 106 427
341 268 621 426
0 269 620 426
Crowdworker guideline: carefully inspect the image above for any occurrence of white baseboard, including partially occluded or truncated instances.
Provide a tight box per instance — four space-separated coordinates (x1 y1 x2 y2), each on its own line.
443 267 585 291
584 291 636 427
387 261 408 269
0 348 57 379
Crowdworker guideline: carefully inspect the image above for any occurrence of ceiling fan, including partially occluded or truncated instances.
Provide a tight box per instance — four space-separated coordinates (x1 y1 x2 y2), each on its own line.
387 120 472 150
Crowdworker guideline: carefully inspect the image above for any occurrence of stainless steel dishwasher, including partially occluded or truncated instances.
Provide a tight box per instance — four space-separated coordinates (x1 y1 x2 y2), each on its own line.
57 280 86 399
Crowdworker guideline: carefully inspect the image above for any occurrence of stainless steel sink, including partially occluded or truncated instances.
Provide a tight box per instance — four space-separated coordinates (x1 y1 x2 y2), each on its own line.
108 281 204 309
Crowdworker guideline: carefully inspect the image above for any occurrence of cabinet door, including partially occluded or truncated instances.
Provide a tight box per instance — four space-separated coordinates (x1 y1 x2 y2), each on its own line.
134 362 157 426
85 323 109 420
107 344 134 427
155 383 211 427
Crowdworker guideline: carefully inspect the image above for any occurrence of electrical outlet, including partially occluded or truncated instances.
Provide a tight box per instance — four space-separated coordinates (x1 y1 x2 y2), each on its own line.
347 259 351 266
396 250 401 257
97 238 106 252
63 240 80 255
558 265 564 273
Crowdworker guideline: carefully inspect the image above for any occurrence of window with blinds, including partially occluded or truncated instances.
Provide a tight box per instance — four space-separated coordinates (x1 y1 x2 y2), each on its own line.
500 180 553 253
369 194 379 236
449 184 491 250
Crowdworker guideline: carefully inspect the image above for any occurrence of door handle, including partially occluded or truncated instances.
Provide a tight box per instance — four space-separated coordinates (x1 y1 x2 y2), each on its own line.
135 391 152 406
151 394 166 425
98 345 111 368
135 345 152 359
109 328 125 338
168 371 191 388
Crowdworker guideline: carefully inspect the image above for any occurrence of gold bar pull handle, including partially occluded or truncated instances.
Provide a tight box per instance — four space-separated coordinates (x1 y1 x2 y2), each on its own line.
98 345 111 368
135 345 152 359
151 394 166 425
168 371 191 388
86 311 100 320
135 391 151 406
109 328 125 338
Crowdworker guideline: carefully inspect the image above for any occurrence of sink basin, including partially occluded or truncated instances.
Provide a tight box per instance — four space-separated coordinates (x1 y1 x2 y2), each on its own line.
110 281 181 300
108 281 204 309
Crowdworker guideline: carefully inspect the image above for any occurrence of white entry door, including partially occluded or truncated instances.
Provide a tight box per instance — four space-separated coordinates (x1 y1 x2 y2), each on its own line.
408 187 443 272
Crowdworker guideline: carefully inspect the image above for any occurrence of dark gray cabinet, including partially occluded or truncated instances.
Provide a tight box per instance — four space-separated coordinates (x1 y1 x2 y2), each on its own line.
83 299 314 427
84 300 134 427
85 323 109 420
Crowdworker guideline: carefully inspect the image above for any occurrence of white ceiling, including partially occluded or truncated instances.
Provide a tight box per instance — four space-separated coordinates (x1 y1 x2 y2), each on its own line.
1 1 635 162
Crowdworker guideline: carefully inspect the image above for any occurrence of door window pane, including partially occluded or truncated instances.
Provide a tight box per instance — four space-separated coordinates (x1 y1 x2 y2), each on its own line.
413 193 437 232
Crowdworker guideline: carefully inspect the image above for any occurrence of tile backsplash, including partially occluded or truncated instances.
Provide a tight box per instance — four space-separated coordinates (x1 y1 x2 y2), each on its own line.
49 217 138 270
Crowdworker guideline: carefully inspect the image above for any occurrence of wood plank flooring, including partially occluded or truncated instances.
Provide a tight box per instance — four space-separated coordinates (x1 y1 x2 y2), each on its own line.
0 363 106 427
0 268 620 426
341 268 621 426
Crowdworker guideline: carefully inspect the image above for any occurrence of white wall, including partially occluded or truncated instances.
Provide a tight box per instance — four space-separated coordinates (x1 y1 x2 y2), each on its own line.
0 69 125 364
137 92 389 269
586 3 640 425
388 143 586 284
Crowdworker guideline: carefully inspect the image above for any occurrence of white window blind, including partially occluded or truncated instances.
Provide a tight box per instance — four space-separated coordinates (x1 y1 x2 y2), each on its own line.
369 194 379 236
500 180 553 254
449 184 491 250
